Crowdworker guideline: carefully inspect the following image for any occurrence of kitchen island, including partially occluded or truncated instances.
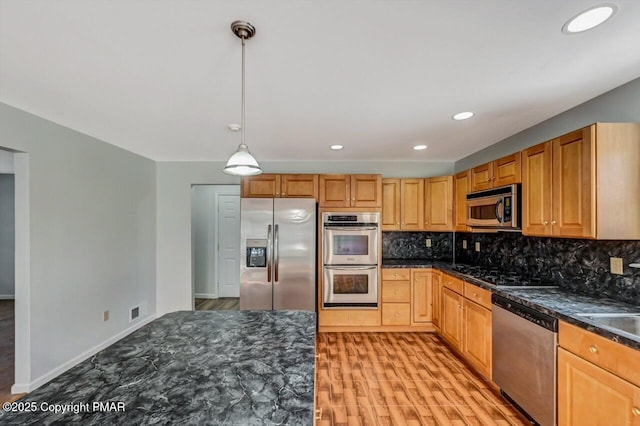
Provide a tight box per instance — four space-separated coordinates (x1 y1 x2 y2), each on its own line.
0 310 316 425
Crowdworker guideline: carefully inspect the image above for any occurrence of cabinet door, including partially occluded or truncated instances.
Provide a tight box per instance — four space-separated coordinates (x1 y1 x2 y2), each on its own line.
558 348 640 426
281 174 318 199
454 170 470 232
381 179 400 230
522 141 553 236
462 299 492 379
552 128 594 238
319 175 350 207
470 162 493 192
424 175 453 231
241 174 281 198
411 270 432 324
493 152 521 187
400 179 424 230
351 175 382 207
432 272 442 330
441 288 462 350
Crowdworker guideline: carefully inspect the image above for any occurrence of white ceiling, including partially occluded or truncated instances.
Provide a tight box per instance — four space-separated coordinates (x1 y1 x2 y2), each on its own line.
1 1 640 163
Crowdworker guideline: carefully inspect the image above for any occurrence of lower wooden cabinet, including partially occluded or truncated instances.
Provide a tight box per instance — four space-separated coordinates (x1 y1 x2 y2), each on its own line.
432 271 443 330
382 303 411 325
558 348 640 426
379 268 434 330
411 270 433 323
441 287 463 350
462 298 492 379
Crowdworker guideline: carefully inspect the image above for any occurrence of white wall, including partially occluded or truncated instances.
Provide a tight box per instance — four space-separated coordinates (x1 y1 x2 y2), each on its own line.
455 76 640 171
0 102 156 391
0 173 15 298
0 149 14 173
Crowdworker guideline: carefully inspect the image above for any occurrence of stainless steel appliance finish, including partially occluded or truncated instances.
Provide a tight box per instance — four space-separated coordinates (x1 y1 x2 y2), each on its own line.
492 294 558 426
322 212 380 309
466 184 521 230
240 198 316 311
323 265 378 308
322 212 379 265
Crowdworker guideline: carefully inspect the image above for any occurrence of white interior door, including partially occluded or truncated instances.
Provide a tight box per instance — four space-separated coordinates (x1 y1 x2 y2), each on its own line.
217 193 240 297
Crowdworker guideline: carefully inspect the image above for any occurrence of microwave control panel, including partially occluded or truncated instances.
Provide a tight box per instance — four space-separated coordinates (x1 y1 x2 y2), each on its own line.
502 196 512 222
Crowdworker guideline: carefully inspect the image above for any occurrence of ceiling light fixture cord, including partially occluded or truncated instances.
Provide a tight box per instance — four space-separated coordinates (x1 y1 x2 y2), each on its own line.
241 36 246 147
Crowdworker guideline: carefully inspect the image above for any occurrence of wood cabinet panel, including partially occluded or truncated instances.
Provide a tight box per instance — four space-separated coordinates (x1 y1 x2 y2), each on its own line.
432 271 442 330
351 175 382 207
424 175 453 231
319 310 381 326
319 175 350 207
558 348 640 426
280 174 318 198
441 273 464 294
552 128 594 238
454 170 470 232
241 174 281 197
382 303 411 325
381 179 400 230
381 269 411 281
382 281 411 303
400 179 424 230
463 282 491 310
441 287 463 350
411 270 432 324
493 152 521 187
522 141 553 236
462 299 492 379
470 162 493 192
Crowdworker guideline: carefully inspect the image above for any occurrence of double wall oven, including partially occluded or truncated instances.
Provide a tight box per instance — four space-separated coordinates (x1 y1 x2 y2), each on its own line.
322 212 380 309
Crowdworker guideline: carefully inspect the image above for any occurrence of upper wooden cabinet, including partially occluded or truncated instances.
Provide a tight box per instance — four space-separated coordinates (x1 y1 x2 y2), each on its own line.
424 175 454 231
381 178 423 230
319 174 382 208
522 123 640 239
470 152 522 192
454 170 470 232
241 174 318 199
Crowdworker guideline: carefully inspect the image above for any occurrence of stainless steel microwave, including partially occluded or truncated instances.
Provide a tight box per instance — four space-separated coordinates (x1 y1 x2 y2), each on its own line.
466 184 521 230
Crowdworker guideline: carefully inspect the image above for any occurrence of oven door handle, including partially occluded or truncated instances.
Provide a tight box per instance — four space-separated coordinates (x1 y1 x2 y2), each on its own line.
324 266 377 271
323 226 378 231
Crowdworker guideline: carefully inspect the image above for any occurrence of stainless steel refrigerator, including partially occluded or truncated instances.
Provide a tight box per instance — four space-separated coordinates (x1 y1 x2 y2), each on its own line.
240 198 316 311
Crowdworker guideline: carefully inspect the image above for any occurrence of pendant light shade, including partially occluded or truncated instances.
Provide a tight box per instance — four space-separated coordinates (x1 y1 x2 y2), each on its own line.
223 20 262 176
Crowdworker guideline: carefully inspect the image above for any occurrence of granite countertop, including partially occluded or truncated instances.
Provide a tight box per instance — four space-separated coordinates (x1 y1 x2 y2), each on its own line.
0 310 316 425
382 258 640 350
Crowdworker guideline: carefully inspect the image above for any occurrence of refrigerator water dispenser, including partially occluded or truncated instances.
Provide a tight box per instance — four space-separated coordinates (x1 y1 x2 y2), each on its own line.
246 239 267 268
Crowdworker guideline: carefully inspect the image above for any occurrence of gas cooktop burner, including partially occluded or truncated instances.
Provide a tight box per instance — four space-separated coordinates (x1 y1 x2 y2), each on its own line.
450 264 558 288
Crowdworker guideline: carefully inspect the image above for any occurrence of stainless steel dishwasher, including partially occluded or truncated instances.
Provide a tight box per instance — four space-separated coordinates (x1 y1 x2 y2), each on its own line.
492 294 558 426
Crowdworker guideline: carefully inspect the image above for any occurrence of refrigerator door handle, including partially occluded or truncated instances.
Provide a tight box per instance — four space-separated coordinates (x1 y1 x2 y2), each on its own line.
274 224 279 282
267 224 272 282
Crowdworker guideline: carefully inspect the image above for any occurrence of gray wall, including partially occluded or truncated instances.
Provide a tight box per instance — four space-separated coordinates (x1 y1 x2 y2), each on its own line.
0 174 14 298
455 76 640 171
0 102 156 388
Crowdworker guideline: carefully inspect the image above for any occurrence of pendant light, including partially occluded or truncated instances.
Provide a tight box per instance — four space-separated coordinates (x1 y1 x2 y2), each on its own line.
223 20 262 176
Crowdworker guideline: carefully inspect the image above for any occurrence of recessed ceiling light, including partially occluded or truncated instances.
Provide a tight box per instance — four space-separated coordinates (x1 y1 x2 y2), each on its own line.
453 112 474 120
330 144 344 150
562 4 617 34
413 144 427 151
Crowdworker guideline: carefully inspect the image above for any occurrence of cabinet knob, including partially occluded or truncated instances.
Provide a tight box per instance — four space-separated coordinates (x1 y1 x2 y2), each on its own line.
394 290 399 295
394 312 400 317
282 192 286 196
551 220 557 225
394 273 398 277
473 293 478 297
632 407 640 416
544 220 549 225
315 408 323 420
589 345 598 353
352 198 355 202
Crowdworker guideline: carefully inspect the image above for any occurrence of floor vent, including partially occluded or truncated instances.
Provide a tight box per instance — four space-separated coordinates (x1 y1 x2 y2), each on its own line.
130 306 140 322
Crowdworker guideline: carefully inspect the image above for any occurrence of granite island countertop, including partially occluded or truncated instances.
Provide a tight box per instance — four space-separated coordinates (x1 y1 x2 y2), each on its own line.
0 310 316 425
382 258 640 351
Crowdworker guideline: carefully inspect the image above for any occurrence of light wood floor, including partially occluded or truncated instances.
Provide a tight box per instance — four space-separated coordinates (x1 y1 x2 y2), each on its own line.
315 332 529 426
0 300 23 405
195 298 240 311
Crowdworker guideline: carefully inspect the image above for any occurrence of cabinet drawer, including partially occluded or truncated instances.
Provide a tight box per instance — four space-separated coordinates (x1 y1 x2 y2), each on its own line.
382 269 411 281
382 281 410 303
559 321 640 387
319 310 381 327
442 273 464 294
463 283 492 309
382 303 411 325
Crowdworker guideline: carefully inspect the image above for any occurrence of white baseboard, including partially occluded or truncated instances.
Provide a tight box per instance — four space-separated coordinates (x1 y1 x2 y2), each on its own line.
0 295 15 300
194 293 217 299
11 313 157 394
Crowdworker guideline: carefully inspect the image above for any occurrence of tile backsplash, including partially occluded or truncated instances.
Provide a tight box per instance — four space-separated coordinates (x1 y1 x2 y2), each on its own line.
382 232 453 261
454 232 640 305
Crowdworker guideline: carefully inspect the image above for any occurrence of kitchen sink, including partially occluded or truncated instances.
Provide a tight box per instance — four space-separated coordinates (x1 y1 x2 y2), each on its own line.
574 313 640 339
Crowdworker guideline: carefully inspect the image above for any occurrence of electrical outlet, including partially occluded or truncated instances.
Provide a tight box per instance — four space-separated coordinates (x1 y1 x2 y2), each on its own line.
475 242 481 252
610 257 624 275
462 240 467 249
426 238 432 248
103 310 109 321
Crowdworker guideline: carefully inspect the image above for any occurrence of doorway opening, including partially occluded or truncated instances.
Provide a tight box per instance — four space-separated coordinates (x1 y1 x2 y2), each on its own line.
191 185 240 311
